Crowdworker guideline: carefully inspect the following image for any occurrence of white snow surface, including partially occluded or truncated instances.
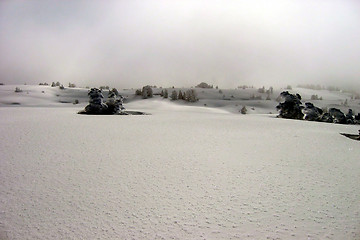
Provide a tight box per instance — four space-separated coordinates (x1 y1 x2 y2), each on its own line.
1 87 360 239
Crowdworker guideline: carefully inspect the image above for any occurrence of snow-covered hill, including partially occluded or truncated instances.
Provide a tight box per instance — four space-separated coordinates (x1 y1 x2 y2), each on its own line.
0 85 359 239
1 84 359 116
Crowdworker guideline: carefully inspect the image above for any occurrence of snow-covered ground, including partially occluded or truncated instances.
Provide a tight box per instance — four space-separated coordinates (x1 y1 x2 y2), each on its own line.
1 86 360 239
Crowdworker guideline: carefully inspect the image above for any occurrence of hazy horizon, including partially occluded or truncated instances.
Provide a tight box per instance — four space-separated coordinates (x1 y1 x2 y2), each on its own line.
1 0 359 90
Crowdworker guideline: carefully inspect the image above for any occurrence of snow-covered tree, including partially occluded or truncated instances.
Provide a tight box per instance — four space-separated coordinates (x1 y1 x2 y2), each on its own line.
328 108 346 124
84 88 108 114
185 89 198 102
14 87 22 93
302 102 323 121
276 91 304 119
106 88 125 114
178 90 183 100
142 86 153 99
240 106 247 114
163 89 168 98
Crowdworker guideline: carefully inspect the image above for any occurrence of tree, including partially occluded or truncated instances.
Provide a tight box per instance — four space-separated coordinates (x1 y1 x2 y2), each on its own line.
185 89 198 102
84 88 108 114
135 89 142 96
106 88 124 114
196 82 213 88
68 82 76 88
163 89 168 98
178 90 183 100
170 90 178 100
142 86 153 99
276 91 304 119
14 87 23 93
240 106 247 114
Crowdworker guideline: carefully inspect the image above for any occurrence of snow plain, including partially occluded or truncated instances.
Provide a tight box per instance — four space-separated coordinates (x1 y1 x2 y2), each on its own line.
1 86 360 239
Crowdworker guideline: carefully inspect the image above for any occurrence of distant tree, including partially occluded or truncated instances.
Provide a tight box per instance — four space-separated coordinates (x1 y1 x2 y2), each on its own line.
311 95 319 100
196 82 213 88
142 86 153 99
258 86 265 93
185 89 198 102
160 90 164 97
68 82 76 88
240 106 247 114
163 89 168 98
51 82 56 87
170 90 178 100
269 86 273 94
178 90 183 100
14 87 23 93
55 82 61 87
135 89 142 96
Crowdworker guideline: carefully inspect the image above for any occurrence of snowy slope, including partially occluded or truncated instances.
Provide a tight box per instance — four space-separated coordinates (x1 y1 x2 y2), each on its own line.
0 99 359 239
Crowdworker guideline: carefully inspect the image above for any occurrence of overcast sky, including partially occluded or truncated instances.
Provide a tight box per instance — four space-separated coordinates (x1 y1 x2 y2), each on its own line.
1 0 360 89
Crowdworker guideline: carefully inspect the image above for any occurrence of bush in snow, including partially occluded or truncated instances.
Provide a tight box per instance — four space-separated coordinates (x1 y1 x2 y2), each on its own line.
14 87 23 93
240 106 247 114
276 91 304 119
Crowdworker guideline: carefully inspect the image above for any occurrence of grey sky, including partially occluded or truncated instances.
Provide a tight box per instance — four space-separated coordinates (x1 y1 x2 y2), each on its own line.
1 0 360 89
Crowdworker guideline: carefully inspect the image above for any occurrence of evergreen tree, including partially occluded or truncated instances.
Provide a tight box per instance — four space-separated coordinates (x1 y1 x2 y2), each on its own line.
178 90 183 100
170 90 178 100
163 89 168 98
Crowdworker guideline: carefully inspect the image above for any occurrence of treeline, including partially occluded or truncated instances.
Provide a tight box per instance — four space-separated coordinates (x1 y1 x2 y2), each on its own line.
135 86 198 102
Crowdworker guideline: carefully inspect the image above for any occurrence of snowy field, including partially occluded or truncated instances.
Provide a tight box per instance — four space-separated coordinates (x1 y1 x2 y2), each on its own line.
1 86 360 239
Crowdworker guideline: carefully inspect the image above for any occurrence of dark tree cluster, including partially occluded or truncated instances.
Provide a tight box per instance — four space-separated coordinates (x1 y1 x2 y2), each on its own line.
161 89 198 102
196 82 213 88
276 91 360 124
79 88 124 115
276 91 304 119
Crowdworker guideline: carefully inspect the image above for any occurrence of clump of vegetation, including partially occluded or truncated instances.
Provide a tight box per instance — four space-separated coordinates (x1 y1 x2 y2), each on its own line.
240 106 247 114
79 88 124 115
276 91 359 124
68 83 76 88
276 91 303 119
184 89 198 102
142 86 153 99
14 87 23 93
196 82 213 88
170 90 178 100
